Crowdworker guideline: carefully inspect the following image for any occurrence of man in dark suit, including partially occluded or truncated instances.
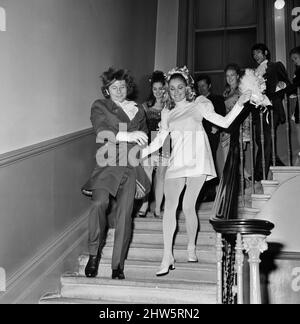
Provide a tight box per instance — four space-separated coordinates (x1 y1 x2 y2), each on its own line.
196 74 226 201
82 68 150 280
251 43 291 183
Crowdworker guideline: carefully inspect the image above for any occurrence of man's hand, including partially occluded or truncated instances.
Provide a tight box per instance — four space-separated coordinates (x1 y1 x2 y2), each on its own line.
117 131 148 145
128 131 148 146
211 126 218 135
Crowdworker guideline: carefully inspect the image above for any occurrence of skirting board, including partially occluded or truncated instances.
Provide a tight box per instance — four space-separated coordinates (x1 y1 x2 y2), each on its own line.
0 212 89 304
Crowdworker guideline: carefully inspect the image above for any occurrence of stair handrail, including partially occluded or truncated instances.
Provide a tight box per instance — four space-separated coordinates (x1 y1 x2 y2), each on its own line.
210 101 275 304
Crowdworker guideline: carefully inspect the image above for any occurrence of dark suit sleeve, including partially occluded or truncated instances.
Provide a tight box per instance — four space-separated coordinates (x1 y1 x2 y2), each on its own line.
268 62 292 100
216 96 226 117
138 106 148 134
276 62 291 86
90 100 118 136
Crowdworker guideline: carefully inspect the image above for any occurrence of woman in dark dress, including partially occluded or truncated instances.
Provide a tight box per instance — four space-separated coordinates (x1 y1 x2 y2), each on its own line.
82 67 150 279
138 71 169 218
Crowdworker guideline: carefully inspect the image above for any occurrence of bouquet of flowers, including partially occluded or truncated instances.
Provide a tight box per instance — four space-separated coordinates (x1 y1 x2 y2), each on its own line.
239 68 272 107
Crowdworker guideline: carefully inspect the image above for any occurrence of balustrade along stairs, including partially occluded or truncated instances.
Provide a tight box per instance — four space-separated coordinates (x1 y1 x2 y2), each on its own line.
40 91 300 304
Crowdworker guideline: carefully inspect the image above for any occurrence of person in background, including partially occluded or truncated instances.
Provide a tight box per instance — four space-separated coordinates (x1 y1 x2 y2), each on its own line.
251 43 291 186
196 74 226 201
221 64 251 184
289 46 300 124
137 71 169 218
81 67 149 280
141 66 251 277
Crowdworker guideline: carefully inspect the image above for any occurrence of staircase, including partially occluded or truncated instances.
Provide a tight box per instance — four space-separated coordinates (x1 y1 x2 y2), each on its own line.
39 166 300 304
39 203 218 304
251 166 300 213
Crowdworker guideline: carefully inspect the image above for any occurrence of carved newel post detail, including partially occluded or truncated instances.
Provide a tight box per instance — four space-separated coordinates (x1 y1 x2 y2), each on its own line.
235 234 244 304
243 235 268 304
216 233 223 304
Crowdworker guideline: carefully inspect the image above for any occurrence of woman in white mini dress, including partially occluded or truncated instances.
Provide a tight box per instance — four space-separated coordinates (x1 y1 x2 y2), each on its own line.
141 67 251 276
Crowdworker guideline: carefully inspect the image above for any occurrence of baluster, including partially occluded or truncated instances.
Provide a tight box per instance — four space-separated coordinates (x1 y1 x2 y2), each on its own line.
259 110 266 180
270 110 276 166
284 94 292 166
249 113 255 194
243 235 268 304
216 233 223 304
297 87 300 123
239 125 245 207
235 234 244 304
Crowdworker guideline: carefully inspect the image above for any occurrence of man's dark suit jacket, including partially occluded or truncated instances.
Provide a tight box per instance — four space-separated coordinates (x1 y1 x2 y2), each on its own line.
203 94 226 168
203 94 226 135
264 61 291 124
82 99 150 198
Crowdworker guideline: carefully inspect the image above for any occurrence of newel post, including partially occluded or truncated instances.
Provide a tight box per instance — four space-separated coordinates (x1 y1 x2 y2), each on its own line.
243 235 268 304
216 233 223 304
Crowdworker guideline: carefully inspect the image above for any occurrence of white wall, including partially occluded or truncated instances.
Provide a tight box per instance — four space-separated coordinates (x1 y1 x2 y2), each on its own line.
274 7 287 66
258 175 300 252
154 0 179 72
0 0 157 154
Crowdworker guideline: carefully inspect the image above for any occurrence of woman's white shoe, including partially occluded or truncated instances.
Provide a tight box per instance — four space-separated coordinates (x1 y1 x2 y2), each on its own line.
156 259 175 277
187 247 198 263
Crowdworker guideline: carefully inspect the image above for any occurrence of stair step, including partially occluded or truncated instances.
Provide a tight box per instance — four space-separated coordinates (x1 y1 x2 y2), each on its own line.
39 293 128 304
105 229 216 246
134 218 214 233
270 166 300 184
145 203 214 220
238 207 260 219
60 274 217 304
261 180 279 195
77 258 217 283
251 194 271 209
97 243 216 263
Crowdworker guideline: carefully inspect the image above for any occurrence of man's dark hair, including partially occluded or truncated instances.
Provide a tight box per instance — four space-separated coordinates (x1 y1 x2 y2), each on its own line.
290 46 300 57
100 67 137 99
195 74 212 87
251 43 271 61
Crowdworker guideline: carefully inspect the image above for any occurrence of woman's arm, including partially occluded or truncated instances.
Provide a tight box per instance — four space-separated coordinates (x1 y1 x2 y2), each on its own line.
199 92 251 129
141 129 169 158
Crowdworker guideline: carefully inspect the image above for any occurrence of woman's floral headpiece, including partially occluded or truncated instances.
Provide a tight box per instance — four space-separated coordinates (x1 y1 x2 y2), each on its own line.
166 66 195 87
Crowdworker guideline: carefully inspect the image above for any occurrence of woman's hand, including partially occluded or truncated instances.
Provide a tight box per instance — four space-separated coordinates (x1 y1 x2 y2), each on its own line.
238 90 252 106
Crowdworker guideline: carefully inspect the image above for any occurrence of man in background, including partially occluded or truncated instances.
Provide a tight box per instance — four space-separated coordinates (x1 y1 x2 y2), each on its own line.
196 74 226 201
251 43 291 187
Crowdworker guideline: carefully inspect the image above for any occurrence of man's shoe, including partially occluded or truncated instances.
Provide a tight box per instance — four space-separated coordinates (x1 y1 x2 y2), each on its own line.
85 254 100 278
112 268 125 280
117 269 125 280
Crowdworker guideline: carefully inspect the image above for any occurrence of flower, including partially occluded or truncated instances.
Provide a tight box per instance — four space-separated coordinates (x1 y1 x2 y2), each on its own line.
239 69 272 107
166 66 195 87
